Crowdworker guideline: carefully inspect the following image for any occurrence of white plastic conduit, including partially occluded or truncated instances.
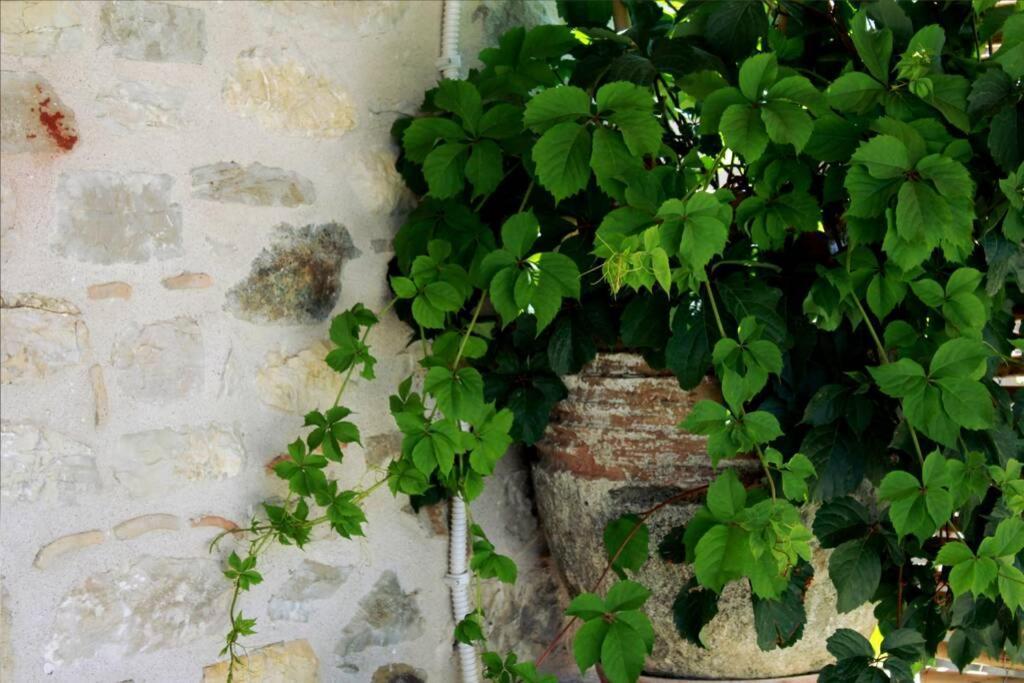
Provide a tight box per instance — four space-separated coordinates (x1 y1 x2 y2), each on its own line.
438 4 478 680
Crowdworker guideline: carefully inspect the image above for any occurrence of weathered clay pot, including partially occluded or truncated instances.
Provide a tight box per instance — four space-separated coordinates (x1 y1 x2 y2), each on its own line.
532 353 876 679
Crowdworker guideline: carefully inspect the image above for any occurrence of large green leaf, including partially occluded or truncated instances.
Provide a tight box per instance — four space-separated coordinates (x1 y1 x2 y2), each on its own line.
523 85 590 132
720 103 769 161
532 122 593 202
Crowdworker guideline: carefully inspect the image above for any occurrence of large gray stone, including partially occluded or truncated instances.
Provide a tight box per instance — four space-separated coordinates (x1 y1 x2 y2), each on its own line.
203 639 319 683
0 71 79 154
95 79 185 131
0 1 84 56
0 422 100 505
223 47 356 137
55 171 182 264
114 424 243 498
0 293 86 384
226 223 359 325
372 663 427 683
269 559 352 622
191 162 315 208
335 571 424 659
99 0 205 64
45 557 228 667
110 317 203 402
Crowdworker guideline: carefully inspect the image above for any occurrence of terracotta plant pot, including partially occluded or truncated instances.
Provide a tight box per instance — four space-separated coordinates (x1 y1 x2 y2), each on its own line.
532 353 876 679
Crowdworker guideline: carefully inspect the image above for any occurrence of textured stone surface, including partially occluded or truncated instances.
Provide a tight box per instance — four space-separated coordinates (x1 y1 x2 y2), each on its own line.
191 162 315 207
99 0 205 64
95 80 186 130
258 1 409 37
111 317 203 402
0 423 100 505
87 282 132 300
114 425 243 497
45 557 228 666
226 223 358 324
1 293 85 384
1 178 14 229
34 530 106 569
364 431 403 468
372 663 428 683
0 585 11 676
113 513 181 540
55 171 183 264
268 559 351 622
223 48 356 137
0 71 79 153
533 353 875 678
335 571 425 658
162 272 213 290
352 149 414 215
202 639 319 683
472 0 560 48
0 1 84 56
90 364 109 427
256 340 339 413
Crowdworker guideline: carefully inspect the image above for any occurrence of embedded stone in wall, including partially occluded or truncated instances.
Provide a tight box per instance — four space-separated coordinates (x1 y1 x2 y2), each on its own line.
256 340 339 413
95 80 185 131
87 281 132 300
113 513 180 540
1 293 86 384
372 663 427 683
0 71 79 153
45 557 228 666
34 530 106 569
223 48 356 137
0 585 12 676
1 178 14 229
98 0 205 64
55 171 182 264
257 1 409 38
191 162 315 207
110 317 203 402
268 559 351 622
0 1 84 56
114 424 243 498
363 432 402 468
335 571 425 658
472 0 560 47
162 272 212 290
352 150 414 215
0 422 100 504
226 223 359 324
202 639 319 683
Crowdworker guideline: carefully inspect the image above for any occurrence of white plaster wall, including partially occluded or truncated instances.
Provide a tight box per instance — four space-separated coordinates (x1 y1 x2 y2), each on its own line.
0 2 565 681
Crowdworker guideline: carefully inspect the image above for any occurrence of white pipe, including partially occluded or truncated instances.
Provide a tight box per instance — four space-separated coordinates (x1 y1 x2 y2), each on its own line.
438 0 463 80
438 3 477 680
447 495 479 683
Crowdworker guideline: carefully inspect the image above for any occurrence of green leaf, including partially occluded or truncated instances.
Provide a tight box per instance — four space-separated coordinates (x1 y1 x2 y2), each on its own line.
700 86 747 134
760 100 812 152
434 80 482 133
605 579 652 612
852 135 910 178
523 85 590 132
827 72 885 113
603 515 650 574
829 540 881 612
500 211 540 259
573 618 609 672
403 117 464 162
706 469 747 522
936 377 994 430
532 122 592 202
672 579 719 648
851 10 893 83
703 0 767 61
868 358 926 397
600 620 648 683
424 366 485 422
567 592 606 620
694 523 752 592
752 562 812 650
739 53 778 101
827 628 875 660
720 103 768 161
896 180 950 241
478 103 524 139
998 565 1024 613
590 127 641 199
930 338 989 379
422 142 468 198
465 140 503 198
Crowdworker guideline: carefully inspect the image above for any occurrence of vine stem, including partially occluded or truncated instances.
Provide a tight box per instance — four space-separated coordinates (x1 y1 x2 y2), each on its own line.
703 279 777 500
849 296 927 468
683 147 727 202
534 484 711 668
332 297 398 408
518 180 535 212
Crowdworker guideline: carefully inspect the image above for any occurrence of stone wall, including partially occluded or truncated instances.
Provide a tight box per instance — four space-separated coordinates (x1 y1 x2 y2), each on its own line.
0 2 570 681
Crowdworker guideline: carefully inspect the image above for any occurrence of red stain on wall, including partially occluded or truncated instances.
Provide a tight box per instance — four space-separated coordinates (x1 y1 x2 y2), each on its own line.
36 97 78 151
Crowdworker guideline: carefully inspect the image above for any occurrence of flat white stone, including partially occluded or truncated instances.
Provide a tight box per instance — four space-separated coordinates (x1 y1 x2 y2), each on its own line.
203 639 319 683
191 161 315 207
0 294 85 384
99 0 205 64
0 71 79 154
55 170 183 264
335 571 424 658
95 79 186 131
0 1 84 56
0 422 100 505
110 316 203 403
45 557 228 667
351 149 414 215
268 560 351 622
256 340 340 413
114 424 243 498
223 48 356 138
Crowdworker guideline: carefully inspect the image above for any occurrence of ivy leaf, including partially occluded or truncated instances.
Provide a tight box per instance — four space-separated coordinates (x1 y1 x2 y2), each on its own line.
738 53 778 101
596 81 661 156
851 10 893 83
403 117 464 162
760 100 812 152
827 72 885 114
665 296 713 389
851 135 910 179
706 469 747 522
600 621 648 683
604 515 650 575
694 523 752 592
465 140 503 198
672 578 719 647
829 539 881 613
896 180 949 242
434 79 483 133
424 366 485 422
532 122 592 202
720 103 768 161
752 562 812 650
467 408 514 475
573 618 609 672
422 142 468 198
878 452 953 542
523 85 590 132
